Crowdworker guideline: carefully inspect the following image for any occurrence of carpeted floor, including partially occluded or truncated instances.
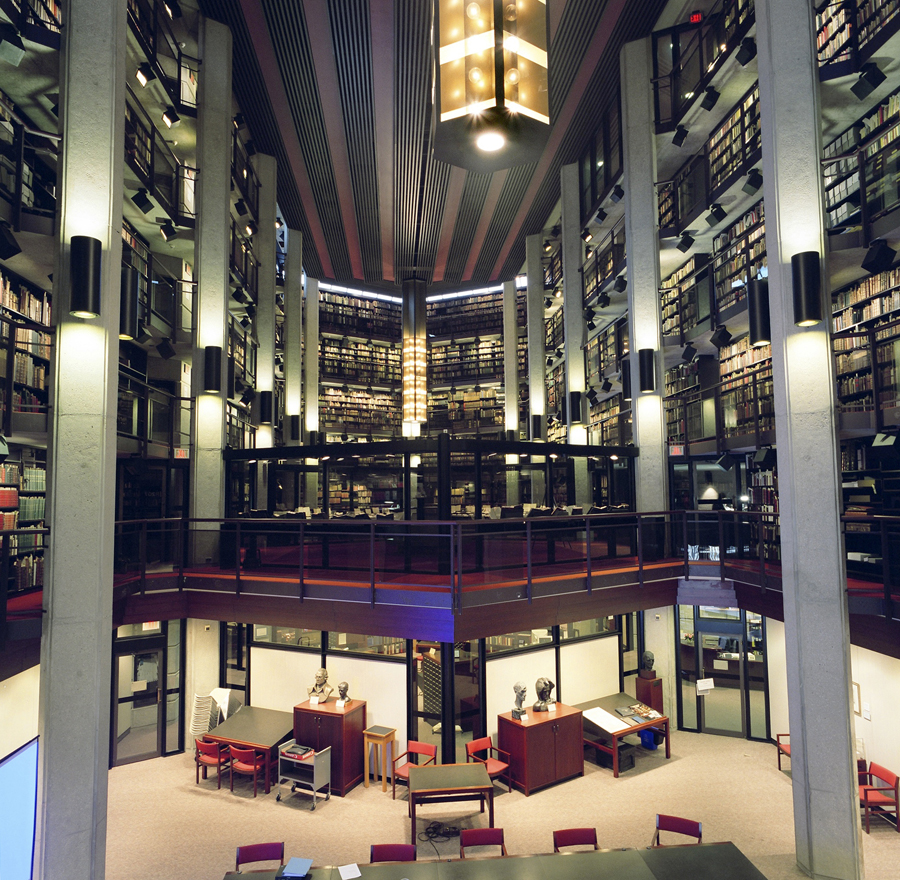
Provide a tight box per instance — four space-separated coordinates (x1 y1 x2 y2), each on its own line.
106 729 898 880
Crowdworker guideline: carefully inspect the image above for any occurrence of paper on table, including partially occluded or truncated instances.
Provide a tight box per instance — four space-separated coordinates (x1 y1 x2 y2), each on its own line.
338 864 362 880
583 706 633 733
282 856 314 877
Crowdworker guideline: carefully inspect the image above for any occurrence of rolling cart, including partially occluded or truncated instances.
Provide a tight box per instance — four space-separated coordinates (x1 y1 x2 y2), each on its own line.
276 739 331 810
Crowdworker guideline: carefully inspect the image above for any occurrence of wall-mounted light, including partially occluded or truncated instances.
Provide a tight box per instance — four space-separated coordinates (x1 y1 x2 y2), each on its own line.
638 349 656 393
672 125 688 147
861 239 896 275
258 390 274 424
136 63 156 87
581 228 593 243
710 325 732 349
569 391 584 424
851 62 886 100
203 345 222 393
747 278 771 346
736 37 757 66
791 251 822 327
119 264 139 340
70 235 101 318
677 232 694 253
131 188 153 214
620 359 632 401
610 184 624 203
701 87 720 111
705 203 727 226
162 106 180 128
530 414 543 441
743 168 763 195
613 275 627 293
289 414 301 442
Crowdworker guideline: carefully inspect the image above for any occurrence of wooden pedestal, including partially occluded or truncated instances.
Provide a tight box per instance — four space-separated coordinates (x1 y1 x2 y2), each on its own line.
293 699 366 797
636 676 663 714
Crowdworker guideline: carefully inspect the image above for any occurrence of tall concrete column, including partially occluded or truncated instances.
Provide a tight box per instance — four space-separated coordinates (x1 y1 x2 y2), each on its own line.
526 234 546 504
757 2 860 876
284 229 303 442
621 38 666 512
503 278 520 502
191 17 231 539
254 153 277 453
304 277 320 505
38 0 126 877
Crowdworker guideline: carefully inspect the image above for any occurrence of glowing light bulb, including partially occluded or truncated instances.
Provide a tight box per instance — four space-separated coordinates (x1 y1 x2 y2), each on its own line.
476 130 505 151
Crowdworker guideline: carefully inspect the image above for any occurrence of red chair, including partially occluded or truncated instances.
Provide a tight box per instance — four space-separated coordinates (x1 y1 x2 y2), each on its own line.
465 736 511 792
194 738 230 789
776 733 791 770
229 745 267 797
651 814 702 847
392 740 437 799
370 844 417 863
553 827 598 852
236 842 284 872
859 762 899 833
460 827 507 858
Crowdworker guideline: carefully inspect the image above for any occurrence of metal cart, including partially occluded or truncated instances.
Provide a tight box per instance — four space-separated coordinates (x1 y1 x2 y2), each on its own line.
276 739 331 810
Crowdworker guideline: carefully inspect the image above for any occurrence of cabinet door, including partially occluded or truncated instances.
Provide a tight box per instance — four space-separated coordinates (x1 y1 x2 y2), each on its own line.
294 710 321 750
553 712 584 781
526 721 558 791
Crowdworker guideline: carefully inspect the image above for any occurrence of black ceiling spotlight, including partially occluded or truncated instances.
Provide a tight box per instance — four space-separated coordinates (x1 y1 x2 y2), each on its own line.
245 140 257 157
0 223 22 261
543 239 553 253
594 207 608 224
583 307 595 321
131 188 153 214
546 355 554 367
555 348 564 360
0 24 26 67
743 168 763 195
235 199 249 217
861 238 896 275
681 343 698 363
233 113 246 130
581 228 593 243
716 452 736 471
245 304 256 319
748 278 771 346
705 203 727 226
544 297 553 309
586 319 596 331
792 251 822 327
240 386 256 405
135 324 153 345
244 220 258 237
598 292 611 308
677 232 694 253
156 338 177 360
672 125 689 147
160 220 178 242
600 378 613 393
239 316 251 329
613 275 627 292
585 245 594 259
554 287 562 298
162 106 180 128
610 184 624 203
753 447 777 468
701 87 720 111
231 287 246 303
586 388 599 404
736 37 757 66
710 325 732 349
851 62 886 101
136 62 156 87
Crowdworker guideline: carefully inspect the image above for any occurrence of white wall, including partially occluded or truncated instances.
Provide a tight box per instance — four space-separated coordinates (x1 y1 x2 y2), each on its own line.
558 636 620 705
249 646 321 711
184 619 219 741
850 643 900 771
0 665 40 758
644 605 677 718
766 618 789 738
485 647 555 741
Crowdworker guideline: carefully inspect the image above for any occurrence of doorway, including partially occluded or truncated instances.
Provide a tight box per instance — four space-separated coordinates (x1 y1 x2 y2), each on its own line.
113 647 164 765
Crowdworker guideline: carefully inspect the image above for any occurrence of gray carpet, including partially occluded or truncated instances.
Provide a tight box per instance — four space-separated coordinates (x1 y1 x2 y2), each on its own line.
106 730 898 879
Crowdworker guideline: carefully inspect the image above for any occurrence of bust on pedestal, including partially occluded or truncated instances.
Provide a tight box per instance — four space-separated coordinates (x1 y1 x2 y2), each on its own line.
533 677 555 712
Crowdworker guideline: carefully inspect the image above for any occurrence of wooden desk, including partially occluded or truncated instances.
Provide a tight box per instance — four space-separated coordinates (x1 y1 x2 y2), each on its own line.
363 725 395 791
205 706 293 794
576 692 671 778
407 763 493 845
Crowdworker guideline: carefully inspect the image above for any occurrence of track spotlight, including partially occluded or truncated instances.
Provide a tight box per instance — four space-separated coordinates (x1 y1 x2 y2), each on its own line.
701 87 720 111
705 204 727 226
753 448 777 468
546 355 554 367
861 239 896 275
610 184 624 203
586 388 599 404
598 293 611 309
275 218 284 229
543 239 552 253
245 140 257 157
677 233 694 253
613 275 627 293
244 220 258 237
600 378 612 394
544 297 553 309
851 62 886 100
162 106 180 128
156 338 176 360
240 386 256 405
131 188 153 214
240 316 251 329
710 325 732 349
672 125 688 147
584 308 595 321
716 453 736 471
245 304 256 319
748 279 771 346
235 199 248 217
0 223 22 261
743 168 763 195
792 251 822 327
586 320 596 331
554 287 562 298
160 220 178 242
555 348 564 360
682 343 698 363
136 63 156 87
581 228 593 243
736 37 757 66
594 208 608 223
585 246 594 259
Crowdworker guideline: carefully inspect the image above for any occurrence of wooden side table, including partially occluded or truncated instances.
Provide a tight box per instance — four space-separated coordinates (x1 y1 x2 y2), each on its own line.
363 725 396 791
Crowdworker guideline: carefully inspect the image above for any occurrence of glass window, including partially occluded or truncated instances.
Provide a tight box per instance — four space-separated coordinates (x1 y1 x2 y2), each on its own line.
698 606 740 621
485 628 554 655
593 126 606 200
116 622 162 638
327 632 406 657
606 100 621 182
252 625 322 648
559 616 617 640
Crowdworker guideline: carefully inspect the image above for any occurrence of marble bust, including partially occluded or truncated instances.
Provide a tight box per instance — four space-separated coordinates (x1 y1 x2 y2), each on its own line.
533 676 555 712
512 681 527 719
307 667 334 702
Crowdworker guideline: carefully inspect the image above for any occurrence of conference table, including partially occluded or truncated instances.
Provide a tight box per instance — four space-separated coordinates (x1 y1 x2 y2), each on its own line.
221 842 768 880
408 763 494 845
204 706 294 794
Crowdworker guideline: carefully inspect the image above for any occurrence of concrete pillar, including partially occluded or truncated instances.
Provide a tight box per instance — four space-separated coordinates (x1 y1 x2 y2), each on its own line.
525 234 546 505
254 153 277 453
503 278 520 502
757 2 861 876
304 277 320 505
284 229 303 442
621 38 666 511
38 0 126 877
191 17 231 541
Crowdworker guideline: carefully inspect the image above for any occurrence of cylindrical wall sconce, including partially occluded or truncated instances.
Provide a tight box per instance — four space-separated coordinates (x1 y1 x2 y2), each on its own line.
792 251 822 327
70 235 102 318
747 279 771 347
119 264 139 340
620 359 632 401
289 414 301 443
638 348 656 393
203 345 222 393
258 389 274 425
530 414 544 441
307 429 320 446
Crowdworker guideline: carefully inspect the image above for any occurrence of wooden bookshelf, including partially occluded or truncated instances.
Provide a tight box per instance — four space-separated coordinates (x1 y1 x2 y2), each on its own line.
429 337 504 386
427 386 504 435
719 337 774 440
660 254 710 339
816 1 854 68
857 0 900 52
545 307 564 353
427 292 502 339
320 337 401 386
0 450 46 593
707 84 760 193
319 291 402 342
320 386 401 436
748 461 780 561
712 200 766 316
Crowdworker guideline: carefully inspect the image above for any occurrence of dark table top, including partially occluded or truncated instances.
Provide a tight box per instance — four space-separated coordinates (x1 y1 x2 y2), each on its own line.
206 706 294 750
408 762 491 794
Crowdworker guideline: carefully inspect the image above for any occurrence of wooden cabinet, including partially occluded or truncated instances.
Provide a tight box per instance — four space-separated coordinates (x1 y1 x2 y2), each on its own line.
497 703 583 796
636 676 664 714
293 699 366 797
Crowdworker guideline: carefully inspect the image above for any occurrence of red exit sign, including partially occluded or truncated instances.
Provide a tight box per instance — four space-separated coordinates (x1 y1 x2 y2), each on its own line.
689 11 703 23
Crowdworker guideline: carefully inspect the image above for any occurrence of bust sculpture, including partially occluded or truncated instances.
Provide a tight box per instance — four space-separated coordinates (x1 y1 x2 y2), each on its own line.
533 676 555 712
512 681 527 719
307 667 334 702
639 650 656 680
337 681 350 703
